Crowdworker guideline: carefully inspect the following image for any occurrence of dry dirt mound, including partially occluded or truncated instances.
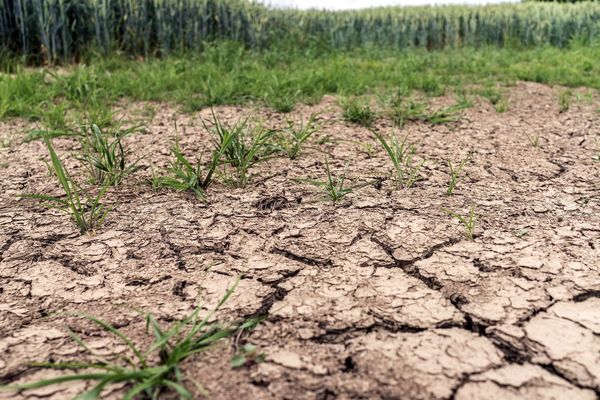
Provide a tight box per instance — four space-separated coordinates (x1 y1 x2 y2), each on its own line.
0 82 599 399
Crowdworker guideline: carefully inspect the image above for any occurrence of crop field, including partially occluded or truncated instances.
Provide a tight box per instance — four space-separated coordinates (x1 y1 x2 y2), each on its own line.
1 1 600 400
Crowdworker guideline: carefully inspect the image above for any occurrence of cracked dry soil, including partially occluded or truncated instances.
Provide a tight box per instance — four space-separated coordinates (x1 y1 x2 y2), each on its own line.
0 82 599 399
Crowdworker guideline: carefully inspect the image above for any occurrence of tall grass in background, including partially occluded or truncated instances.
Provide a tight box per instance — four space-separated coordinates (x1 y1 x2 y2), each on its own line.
1 0 600 64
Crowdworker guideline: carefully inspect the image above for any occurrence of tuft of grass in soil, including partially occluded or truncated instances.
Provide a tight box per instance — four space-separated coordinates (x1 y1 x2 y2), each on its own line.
152 138 216 199
0 280 264 399
389 99 466 127
371 130 424 188
526 132 541 148
275 112 320 160
444 207 477 241
340 97 376 127
20 137 111 234
76 124 140 186
477 85 509 113
446 153 471 196
153 114 238 198
299 156 373 203
209 113 275 187
558 89 573 113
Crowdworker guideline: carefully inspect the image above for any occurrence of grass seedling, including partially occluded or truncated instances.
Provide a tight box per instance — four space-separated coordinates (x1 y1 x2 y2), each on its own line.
446 153 471 196
21 137 110 234
526 132 541 148
340 97 376 127
477 86 508 113
354 140 375 158
207 111 274 187
389 100 427 127
154 116 238 197
389 100 465 127
1 280 264 399
276 113 320 160
77 124 139 186
558 90 572 113
153 139 214 198
454 89 474 109
444 207 477 241
231 343 266 369
299 157 372 203
371 130 424 188
494 98 509 113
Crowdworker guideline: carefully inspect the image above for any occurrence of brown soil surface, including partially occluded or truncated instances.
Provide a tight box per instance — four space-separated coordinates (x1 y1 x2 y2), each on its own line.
1 82 599 400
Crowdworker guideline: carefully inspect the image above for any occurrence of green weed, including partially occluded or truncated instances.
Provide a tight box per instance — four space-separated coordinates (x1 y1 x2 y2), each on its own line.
153 115 237 197
526 132 541 148
454 89 474 109
558 90 573 113
389 100 465 127
446 154 471 196
371 130 425 188
1 280 263 399
300 157 372 203
340 97 376 127
153 139 212 198
208 113 275 187
477 86 509 113
41 102 71 131
0 134 11 148
276 113 320 160
444 207 477 241
493 97 509 113
21 137 111 234
231 343 266 369
77 124 139 186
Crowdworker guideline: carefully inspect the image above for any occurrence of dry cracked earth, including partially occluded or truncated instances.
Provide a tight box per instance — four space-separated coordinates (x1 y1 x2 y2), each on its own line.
0 82 599 400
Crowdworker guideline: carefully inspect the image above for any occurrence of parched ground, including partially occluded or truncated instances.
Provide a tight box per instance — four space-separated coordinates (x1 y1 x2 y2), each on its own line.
0 82 599 400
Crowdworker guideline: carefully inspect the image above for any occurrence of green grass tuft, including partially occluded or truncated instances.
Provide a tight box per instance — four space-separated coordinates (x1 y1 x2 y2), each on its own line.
0 280 264 399
21 137 111 234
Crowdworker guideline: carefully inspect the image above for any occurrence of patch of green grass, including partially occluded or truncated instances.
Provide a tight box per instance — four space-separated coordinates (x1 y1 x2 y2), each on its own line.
21 137 111 234
526 132 541 148
275 113 320 160
340 97 376 127
558 89 573 113
231 343 266 369
446 154 471 196
153 114 238 197
0 280 264 399
299 157 373 203
444 207 477 241
2 44 600 122
0 135 11 148
40 102 71 132
389 100 466 127
454 89 474 109
77 124 140 186
493 97 509 113
212 114 275 187
152 139 213 199
371 130 425 189
476 85 509 113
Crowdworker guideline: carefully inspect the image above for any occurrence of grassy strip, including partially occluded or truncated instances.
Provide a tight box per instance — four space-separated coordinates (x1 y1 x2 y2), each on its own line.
1 43 599 124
